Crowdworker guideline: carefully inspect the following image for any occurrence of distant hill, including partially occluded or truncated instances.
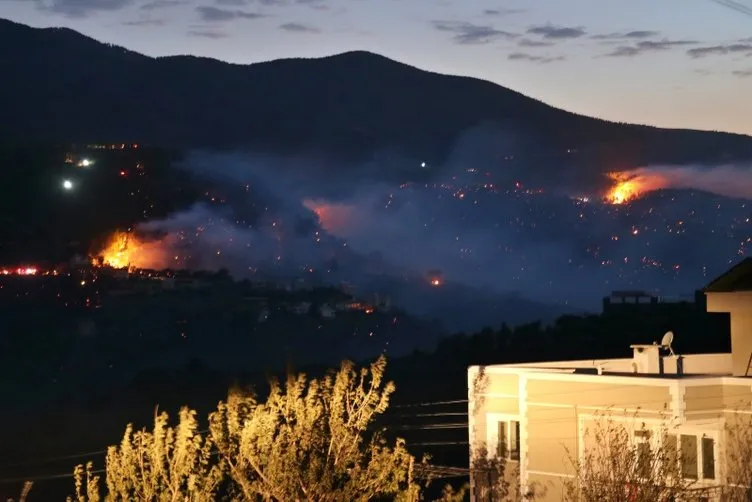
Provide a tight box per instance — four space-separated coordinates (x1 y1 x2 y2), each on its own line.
1 18 752 167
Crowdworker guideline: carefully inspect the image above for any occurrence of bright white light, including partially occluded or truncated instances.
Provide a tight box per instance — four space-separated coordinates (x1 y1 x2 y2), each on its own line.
421 162 426 168
62 179 73 190
81 158 91 167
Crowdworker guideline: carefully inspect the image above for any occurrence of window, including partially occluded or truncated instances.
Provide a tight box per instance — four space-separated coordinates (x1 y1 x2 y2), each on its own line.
497 420 520 461
701 437 715 480
662 431 715 481
634 429 651 477
680 434 698 479
664 434 678 473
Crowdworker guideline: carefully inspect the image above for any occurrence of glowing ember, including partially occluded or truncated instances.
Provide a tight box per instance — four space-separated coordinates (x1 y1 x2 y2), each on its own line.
0 267 38 276
605 170 669 205
427 269 443 287
93 231 168 270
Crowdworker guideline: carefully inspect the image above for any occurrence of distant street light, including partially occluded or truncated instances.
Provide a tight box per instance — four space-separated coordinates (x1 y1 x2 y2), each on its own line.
62 179 74 191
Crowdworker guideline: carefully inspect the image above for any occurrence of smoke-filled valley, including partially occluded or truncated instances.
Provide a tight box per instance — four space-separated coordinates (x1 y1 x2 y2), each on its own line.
106 148 752 334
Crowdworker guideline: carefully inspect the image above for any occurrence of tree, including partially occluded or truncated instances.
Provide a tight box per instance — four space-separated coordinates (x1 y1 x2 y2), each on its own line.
70 356 427 501
562 412 704 502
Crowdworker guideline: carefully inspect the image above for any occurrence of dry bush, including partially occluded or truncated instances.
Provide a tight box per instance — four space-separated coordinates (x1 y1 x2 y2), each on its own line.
70 356 432 501
720 412 752 502
208 355 422 501
69 407 222 501
562 411 707 502
6 481 32 502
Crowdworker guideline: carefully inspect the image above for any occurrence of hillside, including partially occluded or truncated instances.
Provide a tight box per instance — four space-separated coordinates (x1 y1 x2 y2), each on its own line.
1 18 752 166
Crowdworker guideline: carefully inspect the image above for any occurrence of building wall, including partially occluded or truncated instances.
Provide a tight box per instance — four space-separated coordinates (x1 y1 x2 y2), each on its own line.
469 368 751 502
706 292 752 377
684 383 752 414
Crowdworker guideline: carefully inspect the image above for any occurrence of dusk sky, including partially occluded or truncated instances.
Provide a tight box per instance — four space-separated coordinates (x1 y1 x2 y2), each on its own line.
1 0 751 136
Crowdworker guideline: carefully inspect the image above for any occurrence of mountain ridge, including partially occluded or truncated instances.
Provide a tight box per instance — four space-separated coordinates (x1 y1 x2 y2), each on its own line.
1 17 752 168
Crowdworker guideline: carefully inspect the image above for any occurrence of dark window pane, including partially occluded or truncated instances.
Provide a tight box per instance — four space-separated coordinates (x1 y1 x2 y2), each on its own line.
510 421 520 460
681 435 698 479
664 434 678 474
638 442 651 477
498 421 507 458
702 437 715 480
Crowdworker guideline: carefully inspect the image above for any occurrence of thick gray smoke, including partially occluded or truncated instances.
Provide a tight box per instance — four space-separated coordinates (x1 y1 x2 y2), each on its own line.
618 164 752 200
130 142 752 331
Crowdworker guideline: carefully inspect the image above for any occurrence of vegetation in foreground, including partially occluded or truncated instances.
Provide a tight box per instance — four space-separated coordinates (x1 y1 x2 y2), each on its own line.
35 356 507 501
563 410 752 502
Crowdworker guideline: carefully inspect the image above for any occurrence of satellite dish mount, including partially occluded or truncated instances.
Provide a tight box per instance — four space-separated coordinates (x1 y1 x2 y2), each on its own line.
660 331 676 357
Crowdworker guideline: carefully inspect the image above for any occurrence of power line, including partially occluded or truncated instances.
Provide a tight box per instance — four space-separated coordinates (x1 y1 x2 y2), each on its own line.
0 399 467 473
393 399 467 408
1 449 107 469
708 0 752 16
0 469 105 485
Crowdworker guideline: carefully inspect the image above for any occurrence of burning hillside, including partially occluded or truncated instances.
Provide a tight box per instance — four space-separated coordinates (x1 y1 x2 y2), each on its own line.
604 170 670 204
92 231 171 270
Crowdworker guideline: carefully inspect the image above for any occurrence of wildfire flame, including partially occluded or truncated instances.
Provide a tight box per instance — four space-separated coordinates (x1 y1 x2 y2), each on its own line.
93 231 168 270
605 170 669 205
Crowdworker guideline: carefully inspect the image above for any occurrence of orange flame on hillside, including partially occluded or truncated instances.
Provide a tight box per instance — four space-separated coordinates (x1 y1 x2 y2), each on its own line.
605 170 669 205
92 231 168 270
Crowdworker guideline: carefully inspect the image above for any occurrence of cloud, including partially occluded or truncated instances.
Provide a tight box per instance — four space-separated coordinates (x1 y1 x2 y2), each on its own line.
433 21 517 44
526 24 585 39
187 28 229 38
123 18 165 25
732 68 752 77
279 22 320 33
591 30 659 40
483 8 524 16
225 0 325 6
295 0 328 9
196 5 265 21
140 0 186 10
508 52 564 63
687 43 752 58
602 39 697 57
26 0 132 18
517 38 554 47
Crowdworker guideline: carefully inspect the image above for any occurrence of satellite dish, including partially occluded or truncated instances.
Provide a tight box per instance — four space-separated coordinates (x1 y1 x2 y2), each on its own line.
661 331 676 356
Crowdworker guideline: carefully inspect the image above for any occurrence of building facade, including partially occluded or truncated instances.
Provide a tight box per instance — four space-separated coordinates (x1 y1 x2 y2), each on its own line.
468 258 752 501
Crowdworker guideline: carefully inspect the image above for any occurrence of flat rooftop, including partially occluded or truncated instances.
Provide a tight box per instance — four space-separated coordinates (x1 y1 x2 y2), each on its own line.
487 353 732 378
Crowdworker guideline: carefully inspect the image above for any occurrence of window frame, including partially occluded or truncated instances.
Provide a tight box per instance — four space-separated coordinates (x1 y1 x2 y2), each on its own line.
485 413 521 462
647 427 719 482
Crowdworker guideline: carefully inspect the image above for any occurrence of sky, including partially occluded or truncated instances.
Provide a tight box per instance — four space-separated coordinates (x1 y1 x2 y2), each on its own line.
1 0 752 136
